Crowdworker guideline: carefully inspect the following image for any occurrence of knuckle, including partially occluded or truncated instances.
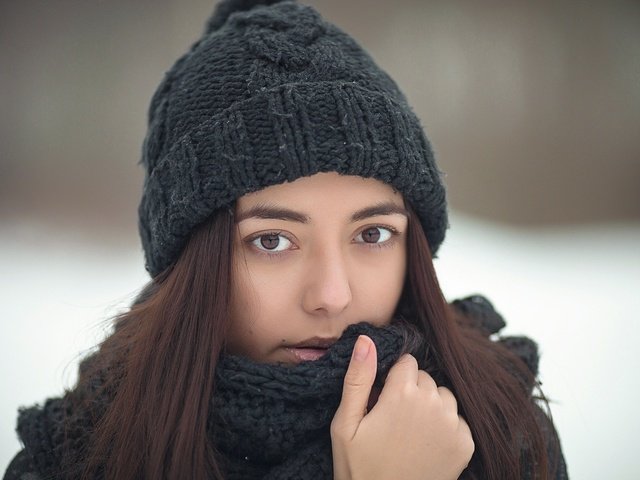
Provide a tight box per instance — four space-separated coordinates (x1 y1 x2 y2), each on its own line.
386 354 418 382
437 386 457 407
398 353 418 368
436 385 451 395
457 418 475 457
418 378 440 401
418 370 437 390
397 382 417 399
389 353 417 372
467 436 476 456
461 434 475 459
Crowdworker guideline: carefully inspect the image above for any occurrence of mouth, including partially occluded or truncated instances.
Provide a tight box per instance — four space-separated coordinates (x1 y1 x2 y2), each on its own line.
286 337 338 362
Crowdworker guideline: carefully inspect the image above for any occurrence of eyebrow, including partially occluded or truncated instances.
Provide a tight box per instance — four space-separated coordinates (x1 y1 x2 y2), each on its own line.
236 204 310 223
350 202 409 222
235 201 408 224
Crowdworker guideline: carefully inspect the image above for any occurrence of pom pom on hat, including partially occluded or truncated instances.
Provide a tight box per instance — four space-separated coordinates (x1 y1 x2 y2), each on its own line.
205 0 289 33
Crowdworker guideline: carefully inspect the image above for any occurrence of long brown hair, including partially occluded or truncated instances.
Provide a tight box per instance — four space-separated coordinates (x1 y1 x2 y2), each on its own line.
403 204 551 479
75 203 556 479
78 210 233 479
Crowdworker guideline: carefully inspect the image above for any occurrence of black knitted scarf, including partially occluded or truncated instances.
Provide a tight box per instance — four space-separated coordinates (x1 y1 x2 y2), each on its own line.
16 321 429 480
210 321 429 479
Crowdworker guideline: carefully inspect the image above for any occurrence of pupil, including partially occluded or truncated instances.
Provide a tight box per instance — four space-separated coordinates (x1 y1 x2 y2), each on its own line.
363 228 380 243
261 234 280 250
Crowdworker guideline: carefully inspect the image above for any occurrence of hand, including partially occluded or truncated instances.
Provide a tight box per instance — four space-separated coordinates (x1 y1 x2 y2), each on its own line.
331 335 474 480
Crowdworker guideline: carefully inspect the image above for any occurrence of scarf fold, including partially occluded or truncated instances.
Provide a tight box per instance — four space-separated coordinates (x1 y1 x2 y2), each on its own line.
210 321 425 478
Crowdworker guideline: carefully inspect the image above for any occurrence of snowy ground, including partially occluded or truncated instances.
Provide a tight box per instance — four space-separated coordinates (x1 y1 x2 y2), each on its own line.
2 213 639 478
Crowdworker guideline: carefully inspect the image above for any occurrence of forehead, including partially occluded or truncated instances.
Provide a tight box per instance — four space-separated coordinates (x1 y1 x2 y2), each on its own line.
236 172 403 210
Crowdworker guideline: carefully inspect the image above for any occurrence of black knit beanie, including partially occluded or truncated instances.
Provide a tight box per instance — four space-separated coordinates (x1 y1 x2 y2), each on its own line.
139 0 448 277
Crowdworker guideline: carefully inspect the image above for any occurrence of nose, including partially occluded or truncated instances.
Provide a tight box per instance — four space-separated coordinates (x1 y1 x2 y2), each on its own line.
301 247 352 317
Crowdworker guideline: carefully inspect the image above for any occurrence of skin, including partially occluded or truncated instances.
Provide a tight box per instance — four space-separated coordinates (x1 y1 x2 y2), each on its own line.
228 171 474 479
228 171 408 364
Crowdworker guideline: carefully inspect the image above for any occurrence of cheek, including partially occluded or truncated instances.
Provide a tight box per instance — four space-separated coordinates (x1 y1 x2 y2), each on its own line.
228 261 300 353
228 259 264 354
356 248 407 323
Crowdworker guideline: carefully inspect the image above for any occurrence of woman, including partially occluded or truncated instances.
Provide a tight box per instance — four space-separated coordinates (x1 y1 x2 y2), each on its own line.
4 0 567 479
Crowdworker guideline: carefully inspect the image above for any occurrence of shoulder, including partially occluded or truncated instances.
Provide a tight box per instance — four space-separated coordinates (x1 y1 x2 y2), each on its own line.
10 395 78 480
3 450 41 480
451 294 539 377
450 294 569 479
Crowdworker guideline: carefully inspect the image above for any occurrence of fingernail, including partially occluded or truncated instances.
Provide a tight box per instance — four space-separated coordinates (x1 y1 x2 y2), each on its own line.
353 335 370 361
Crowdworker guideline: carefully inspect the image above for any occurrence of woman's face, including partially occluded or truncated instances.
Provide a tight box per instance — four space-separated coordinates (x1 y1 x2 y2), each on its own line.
227 172 408 364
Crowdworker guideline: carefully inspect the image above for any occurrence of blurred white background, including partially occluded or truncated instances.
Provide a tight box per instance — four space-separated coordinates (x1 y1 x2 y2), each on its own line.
2 1 639 478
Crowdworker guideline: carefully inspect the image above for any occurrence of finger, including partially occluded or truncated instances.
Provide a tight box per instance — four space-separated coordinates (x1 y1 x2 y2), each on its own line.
436 385 458 411
416 369 438 392
456 415 476 460
332 335 377 439
384 353 419 388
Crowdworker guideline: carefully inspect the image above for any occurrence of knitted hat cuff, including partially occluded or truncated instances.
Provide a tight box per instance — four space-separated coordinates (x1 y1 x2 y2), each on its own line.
139 80 447 276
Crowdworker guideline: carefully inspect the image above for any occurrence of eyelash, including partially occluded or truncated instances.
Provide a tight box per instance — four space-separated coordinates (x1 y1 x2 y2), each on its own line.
245 225 400 258
355 225 399 249
246 230 294 259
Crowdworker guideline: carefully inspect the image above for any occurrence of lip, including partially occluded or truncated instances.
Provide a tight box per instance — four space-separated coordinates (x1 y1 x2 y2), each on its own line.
286 337 338 362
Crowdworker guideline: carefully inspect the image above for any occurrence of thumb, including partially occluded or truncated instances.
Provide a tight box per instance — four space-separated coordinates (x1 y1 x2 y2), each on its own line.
333 335 378 438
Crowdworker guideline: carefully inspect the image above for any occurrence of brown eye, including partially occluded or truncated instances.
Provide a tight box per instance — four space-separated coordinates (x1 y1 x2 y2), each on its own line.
251 233 292 252
260 234 280 250
362 227 381 243
355 226 394 245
